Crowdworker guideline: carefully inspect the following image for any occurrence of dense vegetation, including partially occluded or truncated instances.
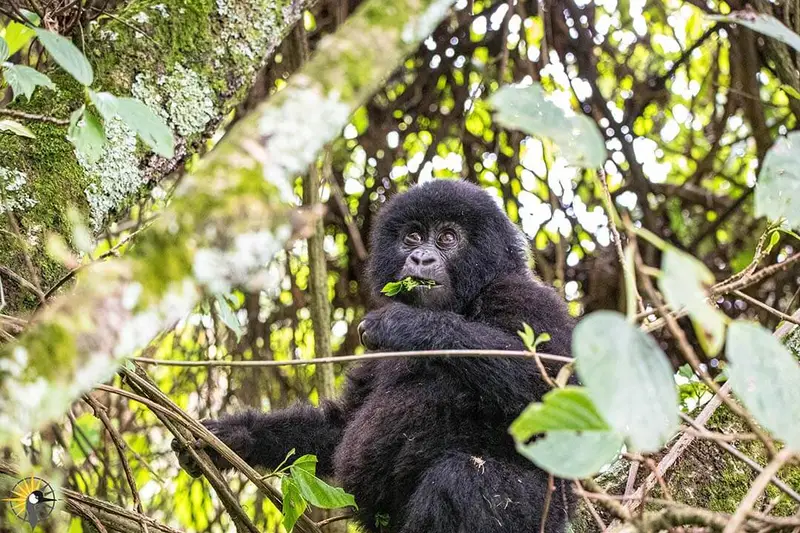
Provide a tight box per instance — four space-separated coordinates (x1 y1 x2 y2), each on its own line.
1 0 799 532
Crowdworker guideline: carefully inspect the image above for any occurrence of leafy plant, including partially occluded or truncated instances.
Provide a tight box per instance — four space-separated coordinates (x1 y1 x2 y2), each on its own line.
380 276 438 296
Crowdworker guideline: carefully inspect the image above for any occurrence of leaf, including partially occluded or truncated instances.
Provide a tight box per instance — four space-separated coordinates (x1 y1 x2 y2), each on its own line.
659 247 727 356
380 276 437 297
708 12 800 53
574 311 679 452
3 22 36 56
510 386 609 440
754 132 800 228
214 294 243 341
114 97 174 157
89 90 120 122
68 107 106 164
3 63 56 101
726 321 800 450
34 28 94 85
289 462 357 509
291 454 319 475
0 119 35 138
281 476 308 533
489 83 607 169
516 430 623 479
0 36 8 61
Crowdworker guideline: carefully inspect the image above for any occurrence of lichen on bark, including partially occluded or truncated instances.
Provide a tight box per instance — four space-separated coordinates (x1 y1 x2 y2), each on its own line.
0 0 309 316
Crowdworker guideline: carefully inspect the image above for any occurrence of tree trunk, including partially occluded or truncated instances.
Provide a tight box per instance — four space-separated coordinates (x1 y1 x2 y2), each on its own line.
0 0 313 316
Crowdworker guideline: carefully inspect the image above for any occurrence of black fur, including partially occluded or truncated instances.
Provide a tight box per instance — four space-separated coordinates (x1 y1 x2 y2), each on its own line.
174 180 576 532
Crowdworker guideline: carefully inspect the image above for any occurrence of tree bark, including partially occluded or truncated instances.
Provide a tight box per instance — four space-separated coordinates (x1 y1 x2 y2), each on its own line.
0 0 314 316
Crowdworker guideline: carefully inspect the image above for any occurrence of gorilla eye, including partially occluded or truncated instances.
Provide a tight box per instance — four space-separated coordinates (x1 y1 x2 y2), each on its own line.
403 232 422 246
436 229 458 248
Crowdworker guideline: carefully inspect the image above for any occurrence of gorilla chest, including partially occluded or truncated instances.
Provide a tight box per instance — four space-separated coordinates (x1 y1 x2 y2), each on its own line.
332 375 507 511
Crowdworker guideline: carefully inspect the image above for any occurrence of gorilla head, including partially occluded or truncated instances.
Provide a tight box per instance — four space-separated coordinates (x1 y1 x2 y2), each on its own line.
367 180 529 312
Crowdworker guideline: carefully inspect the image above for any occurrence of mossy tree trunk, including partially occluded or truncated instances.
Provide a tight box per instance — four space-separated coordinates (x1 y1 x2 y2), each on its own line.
0 0 313 316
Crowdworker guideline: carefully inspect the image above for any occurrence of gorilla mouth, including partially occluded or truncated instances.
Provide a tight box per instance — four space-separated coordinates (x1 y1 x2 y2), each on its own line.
381 276 440 297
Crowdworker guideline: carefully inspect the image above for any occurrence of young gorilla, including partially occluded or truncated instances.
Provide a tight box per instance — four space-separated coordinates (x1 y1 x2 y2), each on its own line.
174 180 576 532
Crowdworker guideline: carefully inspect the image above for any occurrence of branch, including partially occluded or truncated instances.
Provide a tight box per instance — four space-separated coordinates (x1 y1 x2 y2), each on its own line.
0 0 461 445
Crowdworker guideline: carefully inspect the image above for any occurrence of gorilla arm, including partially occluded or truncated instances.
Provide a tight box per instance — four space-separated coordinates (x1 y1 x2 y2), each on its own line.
173 401 345 478
359 302 524 352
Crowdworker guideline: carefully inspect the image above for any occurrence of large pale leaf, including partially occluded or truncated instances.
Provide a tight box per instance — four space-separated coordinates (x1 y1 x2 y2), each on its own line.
709 12 800 53
114 97 174 157
574 311 678 452
3 63 55 101
489 83 607 168
659 247 727 356
0 119 35 138
34 28 93 86
754 132 800 228
89 90 120 122
289 456 357 509
510 386 609 440
516 430 623 479
726 321 800 450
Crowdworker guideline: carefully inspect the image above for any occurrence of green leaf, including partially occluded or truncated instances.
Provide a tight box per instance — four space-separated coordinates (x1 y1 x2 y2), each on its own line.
659 247 727 356
516 430 623 479
0 37 8 61
755 132 800 229
489 83 607 169
781 84 800 101
68 107 106 165
510 386 609 440
281 476 308 533
89 90 120 122
3 22 36 56
289 459 357 509
3 63 56 101
380 276 437 297
0 119 35 138
708 12 800 53
291 454 319 475
574 311 678 452
34 28 94 85
114 97 174 157
726 321 800 451
214 294 243 341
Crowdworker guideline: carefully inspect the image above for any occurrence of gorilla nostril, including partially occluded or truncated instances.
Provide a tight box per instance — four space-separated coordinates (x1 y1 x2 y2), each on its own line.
410 249 437 266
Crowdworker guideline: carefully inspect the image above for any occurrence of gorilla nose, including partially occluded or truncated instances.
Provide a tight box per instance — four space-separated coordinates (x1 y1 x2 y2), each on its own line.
409 249 438 266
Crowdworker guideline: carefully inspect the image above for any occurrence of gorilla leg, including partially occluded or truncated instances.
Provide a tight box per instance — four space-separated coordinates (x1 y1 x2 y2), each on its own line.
398 453 572 533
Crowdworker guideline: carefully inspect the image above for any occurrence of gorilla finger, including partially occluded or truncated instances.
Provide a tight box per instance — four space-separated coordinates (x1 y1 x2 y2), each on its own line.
357 320 367 347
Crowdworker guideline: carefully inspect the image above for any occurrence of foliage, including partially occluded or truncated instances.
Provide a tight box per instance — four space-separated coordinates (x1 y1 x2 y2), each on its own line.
2 0 800 532
380 276 438 296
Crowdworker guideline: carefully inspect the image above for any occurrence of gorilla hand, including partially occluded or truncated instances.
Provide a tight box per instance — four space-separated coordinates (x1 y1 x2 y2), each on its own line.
171 418 255 477
358 303 431 351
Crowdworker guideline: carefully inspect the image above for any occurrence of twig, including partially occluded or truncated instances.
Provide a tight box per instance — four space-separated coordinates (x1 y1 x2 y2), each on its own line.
734 290 800 326
573 481 607 531
315 513 354 527
133 349 573 368
723 448 796 533
539 474 555 533
0 108 70 125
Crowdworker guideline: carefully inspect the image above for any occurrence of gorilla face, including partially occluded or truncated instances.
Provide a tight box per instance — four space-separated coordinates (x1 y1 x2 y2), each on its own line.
394 222 466 309
367 180 529 313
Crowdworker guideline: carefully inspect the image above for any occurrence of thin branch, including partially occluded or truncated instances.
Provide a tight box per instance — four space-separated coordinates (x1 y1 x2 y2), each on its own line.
133 348 573 368
734 290 800 326
0 107 71 125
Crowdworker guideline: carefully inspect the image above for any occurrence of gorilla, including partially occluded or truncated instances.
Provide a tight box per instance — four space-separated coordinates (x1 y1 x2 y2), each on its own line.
174 180 576 532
